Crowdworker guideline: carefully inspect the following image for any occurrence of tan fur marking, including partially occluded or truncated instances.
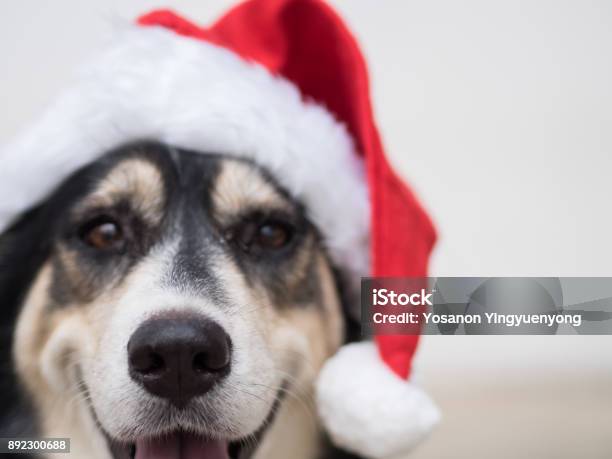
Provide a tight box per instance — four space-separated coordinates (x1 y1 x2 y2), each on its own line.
76 158 165 226
284 234 317 294
13 263 54 395
212 161 292 224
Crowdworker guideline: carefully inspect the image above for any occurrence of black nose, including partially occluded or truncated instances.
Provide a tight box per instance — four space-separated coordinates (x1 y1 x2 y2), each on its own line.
127 314 231 407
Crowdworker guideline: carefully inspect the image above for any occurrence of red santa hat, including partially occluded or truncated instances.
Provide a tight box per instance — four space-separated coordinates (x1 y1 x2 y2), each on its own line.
0 0 439 457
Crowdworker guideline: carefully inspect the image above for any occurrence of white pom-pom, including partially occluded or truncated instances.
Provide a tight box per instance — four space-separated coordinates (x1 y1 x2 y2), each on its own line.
316 342 440 459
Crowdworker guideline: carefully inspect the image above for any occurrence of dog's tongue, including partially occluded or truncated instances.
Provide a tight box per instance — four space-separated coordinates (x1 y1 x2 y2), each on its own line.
135 432 228 459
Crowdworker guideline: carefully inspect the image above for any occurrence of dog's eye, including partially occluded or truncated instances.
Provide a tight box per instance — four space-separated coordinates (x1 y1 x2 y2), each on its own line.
80 217 124 250
232 220 293 253
255 222 292 249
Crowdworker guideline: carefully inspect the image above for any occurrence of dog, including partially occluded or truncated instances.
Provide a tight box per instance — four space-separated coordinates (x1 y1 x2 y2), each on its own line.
0 141 362 459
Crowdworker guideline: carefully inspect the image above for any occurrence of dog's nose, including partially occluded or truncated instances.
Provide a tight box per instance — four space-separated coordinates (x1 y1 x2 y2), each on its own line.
127 315 231 407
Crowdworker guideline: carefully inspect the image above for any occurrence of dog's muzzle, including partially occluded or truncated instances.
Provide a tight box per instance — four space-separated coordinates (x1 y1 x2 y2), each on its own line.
124 312 232 458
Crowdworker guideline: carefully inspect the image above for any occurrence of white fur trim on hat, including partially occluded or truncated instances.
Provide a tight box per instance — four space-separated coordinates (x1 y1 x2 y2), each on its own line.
316 342 440 459
0 24 370 279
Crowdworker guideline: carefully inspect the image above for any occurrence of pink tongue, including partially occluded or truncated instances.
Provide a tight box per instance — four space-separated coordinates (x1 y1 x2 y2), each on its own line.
135 432 228 459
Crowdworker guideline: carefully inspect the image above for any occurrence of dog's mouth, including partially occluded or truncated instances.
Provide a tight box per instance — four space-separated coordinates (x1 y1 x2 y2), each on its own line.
124 432 230 459
109 431 247 459
135 433 226 459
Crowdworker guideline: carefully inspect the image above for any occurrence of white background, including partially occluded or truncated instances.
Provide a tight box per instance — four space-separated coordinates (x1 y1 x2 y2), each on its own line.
2 1 611 457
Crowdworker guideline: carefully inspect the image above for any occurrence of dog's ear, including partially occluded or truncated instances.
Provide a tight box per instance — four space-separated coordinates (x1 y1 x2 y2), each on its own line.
0 205 52 437
0 206 53 316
